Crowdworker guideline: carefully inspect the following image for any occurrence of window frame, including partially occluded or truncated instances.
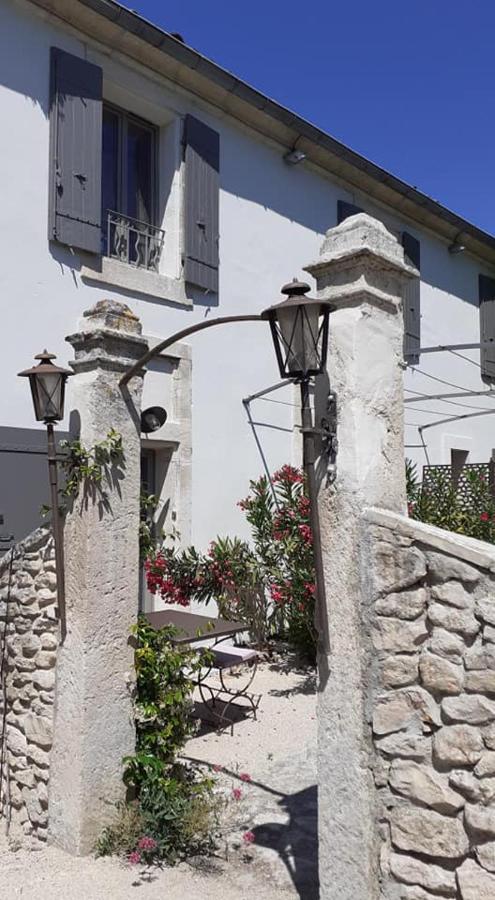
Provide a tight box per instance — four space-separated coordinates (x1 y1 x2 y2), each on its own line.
102 101 159 237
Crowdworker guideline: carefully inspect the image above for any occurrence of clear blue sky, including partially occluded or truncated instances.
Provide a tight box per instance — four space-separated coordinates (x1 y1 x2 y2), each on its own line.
128 0 494 235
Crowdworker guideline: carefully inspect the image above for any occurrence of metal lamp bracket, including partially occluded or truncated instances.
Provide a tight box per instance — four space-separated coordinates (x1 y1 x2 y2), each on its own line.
299 389 338 483
321 390 338 483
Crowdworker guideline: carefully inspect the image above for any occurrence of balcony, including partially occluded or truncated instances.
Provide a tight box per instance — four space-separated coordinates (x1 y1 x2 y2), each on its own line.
106 211 165 272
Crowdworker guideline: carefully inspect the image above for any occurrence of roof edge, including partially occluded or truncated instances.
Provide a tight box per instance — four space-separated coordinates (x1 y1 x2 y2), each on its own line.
27 0 495 268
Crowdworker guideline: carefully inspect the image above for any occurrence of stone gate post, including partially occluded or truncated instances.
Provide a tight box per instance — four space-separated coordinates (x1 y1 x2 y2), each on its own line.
48 300 147 855
304 215 417 899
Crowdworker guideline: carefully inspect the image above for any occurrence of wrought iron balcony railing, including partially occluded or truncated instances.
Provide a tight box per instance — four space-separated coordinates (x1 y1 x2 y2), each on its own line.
106 211 165 272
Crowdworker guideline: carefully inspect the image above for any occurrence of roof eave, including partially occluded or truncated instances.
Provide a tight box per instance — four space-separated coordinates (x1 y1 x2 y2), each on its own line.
28 0 495 268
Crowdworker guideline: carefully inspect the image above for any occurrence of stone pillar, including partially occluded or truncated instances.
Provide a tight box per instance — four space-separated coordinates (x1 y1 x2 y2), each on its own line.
48 300 147 855
304 215 418 899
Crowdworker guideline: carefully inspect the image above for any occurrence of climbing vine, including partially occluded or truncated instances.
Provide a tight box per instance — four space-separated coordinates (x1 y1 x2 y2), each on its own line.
59 428 124 503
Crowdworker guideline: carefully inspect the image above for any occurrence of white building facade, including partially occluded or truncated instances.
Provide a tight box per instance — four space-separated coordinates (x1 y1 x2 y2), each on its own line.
2 0 495 558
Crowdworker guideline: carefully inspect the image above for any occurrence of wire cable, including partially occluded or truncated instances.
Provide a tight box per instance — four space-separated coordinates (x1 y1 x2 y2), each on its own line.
413 368 495 396
446 348 482 370
404 389 495 412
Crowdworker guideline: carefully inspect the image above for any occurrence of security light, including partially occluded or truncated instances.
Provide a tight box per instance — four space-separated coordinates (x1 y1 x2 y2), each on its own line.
284 148 306 165
141 406 167 434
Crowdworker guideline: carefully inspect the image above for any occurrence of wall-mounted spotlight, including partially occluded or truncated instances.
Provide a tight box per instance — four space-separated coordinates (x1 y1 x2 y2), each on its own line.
448 240 466 255
284 148 306 165
141 406 167 434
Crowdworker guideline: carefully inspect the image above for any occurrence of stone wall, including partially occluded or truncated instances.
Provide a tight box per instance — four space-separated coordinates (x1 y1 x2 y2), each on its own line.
0 526 58 847
366 508 495 898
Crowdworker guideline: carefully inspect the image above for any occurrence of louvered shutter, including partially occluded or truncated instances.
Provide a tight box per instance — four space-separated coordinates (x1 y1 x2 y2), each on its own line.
337 200 363 224
183 115 220 292
48 47 103 254
402 232 421 365
479 275 495 382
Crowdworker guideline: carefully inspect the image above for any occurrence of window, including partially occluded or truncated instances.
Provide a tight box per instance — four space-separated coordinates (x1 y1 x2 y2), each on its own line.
102 105 163 270
49 47 220 292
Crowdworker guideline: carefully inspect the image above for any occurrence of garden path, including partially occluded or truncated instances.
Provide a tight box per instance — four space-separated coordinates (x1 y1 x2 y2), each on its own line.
0 658 317 899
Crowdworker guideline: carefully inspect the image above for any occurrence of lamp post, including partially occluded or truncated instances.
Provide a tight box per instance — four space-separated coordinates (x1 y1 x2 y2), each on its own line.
261 281 333 651
119 282 334 651
18 351 72 641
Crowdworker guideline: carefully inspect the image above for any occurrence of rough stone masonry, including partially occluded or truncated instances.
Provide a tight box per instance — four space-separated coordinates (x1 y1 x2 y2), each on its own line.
309 215 495 899
366 508 495 899
0 527 57 848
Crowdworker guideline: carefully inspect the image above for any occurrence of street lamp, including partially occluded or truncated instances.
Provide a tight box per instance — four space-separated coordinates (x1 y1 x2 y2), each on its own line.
18 351 72 640
119 282 334 652
262 280 333 652
261 280 331 381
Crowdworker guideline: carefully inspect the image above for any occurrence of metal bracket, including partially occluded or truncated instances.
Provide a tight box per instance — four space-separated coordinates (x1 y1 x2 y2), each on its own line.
322 390 338 483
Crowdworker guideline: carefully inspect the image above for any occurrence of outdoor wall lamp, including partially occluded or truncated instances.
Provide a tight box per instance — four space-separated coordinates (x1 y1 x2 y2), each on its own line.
284 148 307 165
141 406 167 434
18 351 72 641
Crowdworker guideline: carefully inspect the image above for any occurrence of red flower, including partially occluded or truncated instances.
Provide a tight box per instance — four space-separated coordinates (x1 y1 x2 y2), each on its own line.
242 830 255 844
239 772 252 783
273 464 304 485
128 851 141 864
270 585 284 604
480 512 490 522
137 836 157 851
212 764 223 773
298 524 313 544
232 787 242 800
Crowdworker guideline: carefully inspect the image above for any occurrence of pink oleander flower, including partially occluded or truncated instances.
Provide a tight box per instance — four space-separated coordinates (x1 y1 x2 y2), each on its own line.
212 764 223 773
232 787 242 801
137 836 157 851
243 830 255 844
480 512 490 522
128 850 141 864
239 772 252 783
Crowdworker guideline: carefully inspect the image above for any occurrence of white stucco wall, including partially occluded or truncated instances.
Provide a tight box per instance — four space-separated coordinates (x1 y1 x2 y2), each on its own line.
1 0 495 551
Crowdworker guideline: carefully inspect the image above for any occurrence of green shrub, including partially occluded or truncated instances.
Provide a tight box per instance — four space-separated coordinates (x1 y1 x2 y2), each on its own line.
407 459 495 543
97 617 219 865
144 465 317 661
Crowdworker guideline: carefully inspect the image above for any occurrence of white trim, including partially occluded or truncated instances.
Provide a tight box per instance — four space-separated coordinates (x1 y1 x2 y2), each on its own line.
81 257 193 307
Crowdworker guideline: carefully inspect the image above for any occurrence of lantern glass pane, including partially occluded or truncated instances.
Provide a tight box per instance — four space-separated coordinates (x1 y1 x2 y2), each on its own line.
33 372 64 421
277 304 320 377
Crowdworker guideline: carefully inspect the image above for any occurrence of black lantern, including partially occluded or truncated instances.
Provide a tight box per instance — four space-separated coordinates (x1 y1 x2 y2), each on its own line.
261 280 332 381
18 350 72 423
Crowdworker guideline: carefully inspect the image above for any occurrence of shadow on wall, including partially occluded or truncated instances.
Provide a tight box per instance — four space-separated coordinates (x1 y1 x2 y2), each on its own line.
221 123 484 310
221 122 340 237
1 1 484 313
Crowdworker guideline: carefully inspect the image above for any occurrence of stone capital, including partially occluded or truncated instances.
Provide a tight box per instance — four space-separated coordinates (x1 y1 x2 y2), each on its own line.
66 299 148 375
305 213 418 313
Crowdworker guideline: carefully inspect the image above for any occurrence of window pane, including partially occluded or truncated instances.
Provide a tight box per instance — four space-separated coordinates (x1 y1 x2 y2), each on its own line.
101 109 119 252
126 121 153 225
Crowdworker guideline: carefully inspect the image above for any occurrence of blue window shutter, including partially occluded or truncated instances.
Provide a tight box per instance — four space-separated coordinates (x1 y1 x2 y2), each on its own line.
49 47 102 254
402 232 421 365
337 200 363 224
479 275 495 382
183 115 220 292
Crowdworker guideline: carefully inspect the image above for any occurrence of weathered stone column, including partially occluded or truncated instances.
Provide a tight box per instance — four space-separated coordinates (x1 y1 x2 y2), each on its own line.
48 300 147 855
304 215 417 899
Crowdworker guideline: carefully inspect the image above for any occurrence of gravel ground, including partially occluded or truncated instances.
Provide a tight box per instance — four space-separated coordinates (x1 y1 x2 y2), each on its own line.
0 658 317 900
